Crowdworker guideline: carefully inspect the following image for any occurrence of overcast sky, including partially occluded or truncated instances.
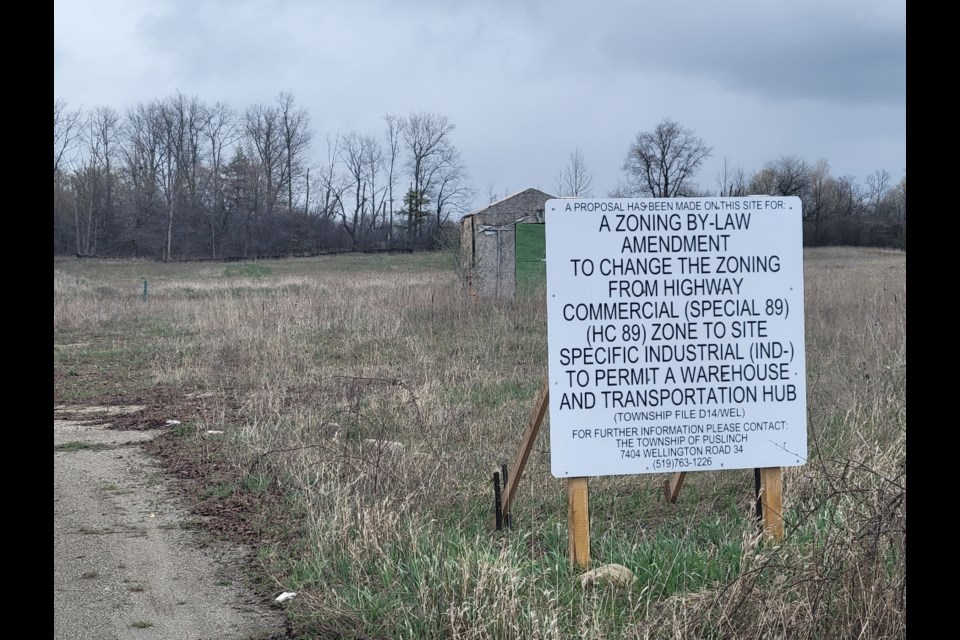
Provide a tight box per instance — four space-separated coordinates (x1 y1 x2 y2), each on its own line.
54 0 905 211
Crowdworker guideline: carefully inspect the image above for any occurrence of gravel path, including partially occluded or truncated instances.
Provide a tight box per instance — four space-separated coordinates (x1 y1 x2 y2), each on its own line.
54 409 287 640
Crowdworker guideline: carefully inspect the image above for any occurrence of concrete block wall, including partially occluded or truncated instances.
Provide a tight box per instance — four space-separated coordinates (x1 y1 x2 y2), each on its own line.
460 188 554 299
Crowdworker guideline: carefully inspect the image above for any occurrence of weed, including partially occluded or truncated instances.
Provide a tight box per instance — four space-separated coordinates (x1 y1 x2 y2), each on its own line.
242 472 270 493
53 248 906 639
209 483 236 499
172 422 194 439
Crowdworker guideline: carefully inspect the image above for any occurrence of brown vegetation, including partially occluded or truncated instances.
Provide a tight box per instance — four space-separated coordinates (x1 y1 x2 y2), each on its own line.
54 247 905 639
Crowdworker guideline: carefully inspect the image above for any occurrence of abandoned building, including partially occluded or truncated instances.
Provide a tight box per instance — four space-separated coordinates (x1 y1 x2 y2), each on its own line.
459 188 555 299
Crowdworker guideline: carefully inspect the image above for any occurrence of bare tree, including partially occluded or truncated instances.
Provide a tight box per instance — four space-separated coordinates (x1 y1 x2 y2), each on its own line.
72 113 102 257
120 101 166 256
400 112 470 246
69 106 124 256
383 115 403 244
621 118 712 197
554 148 594 197
202 102 239 258
749 155 811 198
431 154 473 233
361 134 387 239
715 156 747 197
54 99 82 178
315 132 345 222
245 102 284 216
830 175 865 219
277 91 313 214
338 131 378 249
607 181 633 198
804 159 832 244
54 100 84 253
424 142 471 232
156 94 207 261
865 169 892 216
158 97 185 261
402 112 452 241
222 146 263 257
888 173 906 221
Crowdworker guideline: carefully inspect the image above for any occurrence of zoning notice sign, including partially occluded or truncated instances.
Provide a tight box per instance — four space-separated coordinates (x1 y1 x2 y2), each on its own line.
545 197 807 478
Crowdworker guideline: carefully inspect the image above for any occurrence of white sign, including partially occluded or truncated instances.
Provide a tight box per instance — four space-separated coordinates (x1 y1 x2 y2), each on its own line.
545 197 807 478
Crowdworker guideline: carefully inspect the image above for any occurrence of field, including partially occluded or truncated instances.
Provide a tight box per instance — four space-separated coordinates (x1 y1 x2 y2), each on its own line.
53 247 906 639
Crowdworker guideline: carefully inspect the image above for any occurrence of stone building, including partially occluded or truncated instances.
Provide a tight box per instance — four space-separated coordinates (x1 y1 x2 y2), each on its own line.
459 188 554 299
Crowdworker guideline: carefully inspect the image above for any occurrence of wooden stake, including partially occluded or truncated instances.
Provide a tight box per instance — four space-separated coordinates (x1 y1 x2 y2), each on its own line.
493 471 502 531
663 472 686 503
502 377 549 516
501 463 511 528
567 477 590 568
758 467 784 542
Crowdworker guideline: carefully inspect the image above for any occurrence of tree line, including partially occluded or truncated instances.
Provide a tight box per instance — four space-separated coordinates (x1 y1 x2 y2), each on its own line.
602 119 905 249
55 98 905 260
54 93 472 259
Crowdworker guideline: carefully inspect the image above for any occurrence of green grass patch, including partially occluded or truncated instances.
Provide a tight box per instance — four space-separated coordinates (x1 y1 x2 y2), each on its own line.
172 422 196 439
458 378 541 409
209 483 237 499
242 472 271 494
53 249 906 639
260 504 750 638
224 263 273 278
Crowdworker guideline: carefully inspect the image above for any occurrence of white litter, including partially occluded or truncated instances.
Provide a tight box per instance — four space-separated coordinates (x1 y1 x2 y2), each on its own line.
165 420 182 426
206 430 224 435
274 591 297 603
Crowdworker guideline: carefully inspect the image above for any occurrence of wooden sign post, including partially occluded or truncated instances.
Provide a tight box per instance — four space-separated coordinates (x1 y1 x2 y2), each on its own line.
666 468 785 542
496 376 591 567
497 378 787 568
500 378 550 521
663 472 687 504
757 466 784 541
495 196 806 566
567 477 590 567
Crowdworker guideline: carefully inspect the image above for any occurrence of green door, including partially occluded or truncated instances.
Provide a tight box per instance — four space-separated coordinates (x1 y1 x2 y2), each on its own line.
515 223 546 294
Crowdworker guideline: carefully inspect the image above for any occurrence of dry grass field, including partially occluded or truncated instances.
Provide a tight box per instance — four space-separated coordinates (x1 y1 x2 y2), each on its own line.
54 246 906 639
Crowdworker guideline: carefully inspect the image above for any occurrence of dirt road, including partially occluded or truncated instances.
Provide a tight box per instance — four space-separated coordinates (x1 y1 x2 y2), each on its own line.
54 406 287 640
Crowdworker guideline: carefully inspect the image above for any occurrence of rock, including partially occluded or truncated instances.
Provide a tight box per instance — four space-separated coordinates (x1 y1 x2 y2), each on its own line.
580 563 635 588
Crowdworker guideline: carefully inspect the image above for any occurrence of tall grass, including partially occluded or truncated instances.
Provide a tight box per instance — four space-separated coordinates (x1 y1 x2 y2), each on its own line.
54 247 906 639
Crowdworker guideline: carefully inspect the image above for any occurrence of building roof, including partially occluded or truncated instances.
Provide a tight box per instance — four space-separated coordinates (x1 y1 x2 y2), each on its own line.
461 188 556 220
